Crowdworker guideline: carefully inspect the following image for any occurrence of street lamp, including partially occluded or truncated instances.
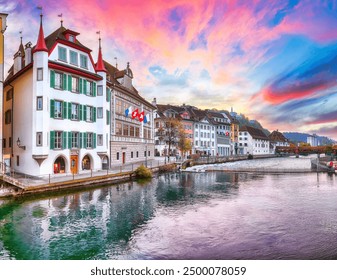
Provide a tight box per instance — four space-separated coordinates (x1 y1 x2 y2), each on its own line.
16 138 26 150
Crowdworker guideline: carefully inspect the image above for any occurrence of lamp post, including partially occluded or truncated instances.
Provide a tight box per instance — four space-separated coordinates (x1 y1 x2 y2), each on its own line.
1 13 8 168
145 138 148 167
16 138 26 150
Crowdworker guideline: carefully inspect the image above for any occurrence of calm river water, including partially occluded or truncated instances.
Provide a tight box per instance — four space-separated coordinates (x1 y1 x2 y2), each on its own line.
1 171 337 260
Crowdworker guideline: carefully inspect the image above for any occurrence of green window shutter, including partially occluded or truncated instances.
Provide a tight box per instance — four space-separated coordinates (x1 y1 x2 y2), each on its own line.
106 110 110 125
79 78 83 94
83 80 87 94
50 131 55 149
50 99 55 118
68 132 72 149
50 70 55 88
62 131 67 149
106 88 110 102
93 133 96 149
63 74 67 90
84 132 87 148
79 104 83 121
93 82 96 96
93 107 96 122
79 132 83 149
62 102 67 119
68 102 72 120
68 75 72 91
83 105 87 121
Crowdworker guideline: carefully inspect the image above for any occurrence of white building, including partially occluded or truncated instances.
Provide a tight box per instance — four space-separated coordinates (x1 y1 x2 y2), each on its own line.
239 126 270 155
206 111 231 156
268 130 290 154
3 16 107 176
307 134 320 147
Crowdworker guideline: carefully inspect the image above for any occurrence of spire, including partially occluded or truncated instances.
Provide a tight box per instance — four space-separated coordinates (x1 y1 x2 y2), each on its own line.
33 11 48 53
95 32 107 72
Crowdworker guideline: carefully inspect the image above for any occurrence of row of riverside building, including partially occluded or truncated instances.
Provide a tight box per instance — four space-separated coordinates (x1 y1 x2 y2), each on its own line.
1 14 289 177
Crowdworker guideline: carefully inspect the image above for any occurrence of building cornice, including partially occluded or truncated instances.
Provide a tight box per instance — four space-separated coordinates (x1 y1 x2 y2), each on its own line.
49 61 103 81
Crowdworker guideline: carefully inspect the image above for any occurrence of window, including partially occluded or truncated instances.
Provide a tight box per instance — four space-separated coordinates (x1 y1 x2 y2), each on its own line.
135 127 140 137
80 54 88 69
97 107 103 118
55 131 62 149
131 151 134 158
70 51 78 65
86 106 94 122
148 151 150 156
116 122 122 135
71 132 79 148
86 133 94 148
97 85 103 96
36 132 43 146
123 124 129 136
136 151 139 158
71 103 79 120
37 68 43 81
9 137 12 148
2 138 6 149
69 35 75 42
244 143 248 147
55 72 63 89
6 89 13 101
87 81 93 95
37 96 43 110
58 46 67 62
130 126 135 137
97 134 103 146
5 110 11 124
54 101 63 118
117 152 120 160
71 76 79 92
17 156 19 166
144 151 146 157
195 140 198 146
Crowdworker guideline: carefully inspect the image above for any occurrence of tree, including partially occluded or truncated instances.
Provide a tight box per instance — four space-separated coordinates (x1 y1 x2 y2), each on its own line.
177 127 192 159
164 118 182 162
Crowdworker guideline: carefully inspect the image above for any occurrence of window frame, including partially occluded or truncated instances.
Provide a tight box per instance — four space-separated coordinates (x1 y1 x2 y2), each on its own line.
69 50 78 66
37 96 43 110
58 46 67 62
37 67 43 81
36 132 43 146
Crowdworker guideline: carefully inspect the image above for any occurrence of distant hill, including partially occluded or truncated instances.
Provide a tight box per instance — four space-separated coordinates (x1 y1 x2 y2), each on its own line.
283 132 337 145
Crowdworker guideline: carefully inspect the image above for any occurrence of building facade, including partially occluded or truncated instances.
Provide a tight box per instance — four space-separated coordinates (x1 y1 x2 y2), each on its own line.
239 125 270 155
105 61 155 166
268 130 290 153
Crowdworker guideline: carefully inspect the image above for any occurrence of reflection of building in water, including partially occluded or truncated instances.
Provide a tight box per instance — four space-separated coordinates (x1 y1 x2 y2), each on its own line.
0 182 157 259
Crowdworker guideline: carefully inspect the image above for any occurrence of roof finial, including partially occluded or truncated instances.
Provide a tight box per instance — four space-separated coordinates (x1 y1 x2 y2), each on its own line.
96 31 101 48
114 57 118 69
58 13 63 27
19 30 22 44
33 6 48 53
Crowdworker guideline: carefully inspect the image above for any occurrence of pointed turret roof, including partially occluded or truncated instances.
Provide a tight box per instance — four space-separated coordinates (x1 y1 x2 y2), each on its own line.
33 14 48 53
95 38 107 72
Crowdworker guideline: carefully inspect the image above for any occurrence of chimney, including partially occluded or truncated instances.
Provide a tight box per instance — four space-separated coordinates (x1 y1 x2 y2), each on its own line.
152 98 157 107
25 42 32 65
13 51 22 74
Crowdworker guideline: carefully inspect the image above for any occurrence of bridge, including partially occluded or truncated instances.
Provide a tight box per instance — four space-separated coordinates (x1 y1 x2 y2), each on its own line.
276 145 337 155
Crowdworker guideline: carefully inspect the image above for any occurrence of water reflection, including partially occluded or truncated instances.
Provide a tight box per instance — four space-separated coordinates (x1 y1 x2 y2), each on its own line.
0 172 336 260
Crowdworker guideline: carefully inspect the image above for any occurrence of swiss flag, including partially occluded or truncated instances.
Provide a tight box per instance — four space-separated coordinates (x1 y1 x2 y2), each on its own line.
225 131 229 136
131 109 139 119
138 111 145 122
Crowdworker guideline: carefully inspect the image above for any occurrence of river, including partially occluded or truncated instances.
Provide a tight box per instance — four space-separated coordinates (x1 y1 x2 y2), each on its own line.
0 169 337 260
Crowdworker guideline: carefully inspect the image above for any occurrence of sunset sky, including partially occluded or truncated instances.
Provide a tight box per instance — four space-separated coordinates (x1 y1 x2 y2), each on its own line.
1 0 337 139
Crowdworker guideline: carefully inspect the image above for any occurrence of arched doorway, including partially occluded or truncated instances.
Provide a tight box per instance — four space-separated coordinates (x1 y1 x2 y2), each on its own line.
82 155 91 170
54 156 66 174
102 156 109 170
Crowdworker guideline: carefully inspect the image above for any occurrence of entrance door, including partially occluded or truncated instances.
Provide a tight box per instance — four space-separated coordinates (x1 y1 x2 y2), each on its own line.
122 152 126 164
70 155 78 174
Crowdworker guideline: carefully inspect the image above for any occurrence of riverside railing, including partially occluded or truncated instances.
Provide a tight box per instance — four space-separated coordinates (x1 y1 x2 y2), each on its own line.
1 158 176 188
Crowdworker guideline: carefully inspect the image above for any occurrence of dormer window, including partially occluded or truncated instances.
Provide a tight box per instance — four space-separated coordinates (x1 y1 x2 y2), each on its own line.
80 54 88 69
69 35 75 42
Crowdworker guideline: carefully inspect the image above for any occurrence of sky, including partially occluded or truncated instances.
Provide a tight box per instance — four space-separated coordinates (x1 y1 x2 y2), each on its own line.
1 0 337 140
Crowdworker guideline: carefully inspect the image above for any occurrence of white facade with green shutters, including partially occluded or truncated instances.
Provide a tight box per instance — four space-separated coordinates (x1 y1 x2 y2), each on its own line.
2 26 110 176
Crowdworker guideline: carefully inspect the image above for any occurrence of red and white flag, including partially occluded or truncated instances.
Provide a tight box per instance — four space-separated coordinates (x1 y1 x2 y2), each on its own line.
131 109 139 119
138 111 145 122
